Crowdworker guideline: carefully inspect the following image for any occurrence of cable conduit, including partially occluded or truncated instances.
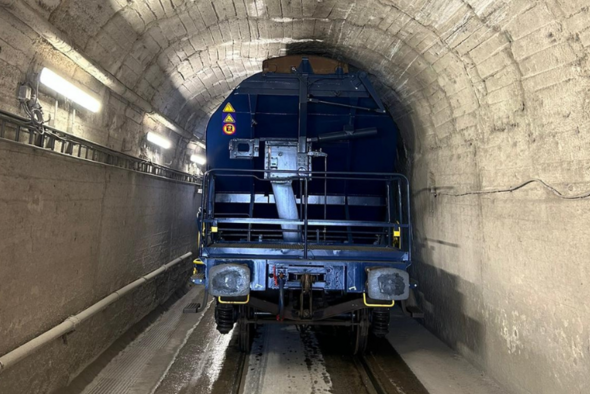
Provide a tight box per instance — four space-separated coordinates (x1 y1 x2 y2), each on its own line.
432 178 590 200
0 252 192 374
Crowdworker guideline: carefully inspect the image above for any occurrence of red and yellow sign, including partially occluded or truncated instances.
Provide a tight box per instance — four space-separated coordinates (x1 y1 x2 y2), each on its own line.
222 102 236 134
223 123 236 135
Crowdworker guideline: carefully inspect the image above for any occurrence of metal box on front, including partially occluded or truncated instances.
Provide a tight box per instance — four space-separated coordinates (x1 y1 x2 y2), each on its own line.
264 141 312 180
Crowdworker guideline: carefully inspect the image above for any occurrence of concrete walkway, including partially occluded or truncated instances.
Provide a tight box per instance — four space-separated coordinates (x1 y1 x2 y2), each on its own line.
387 311 508 394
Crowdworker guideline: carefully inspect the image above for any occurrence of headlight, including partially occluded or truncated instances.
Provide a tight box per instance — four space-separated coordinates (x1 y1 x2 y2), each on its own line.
209 264 251 297
367 267 409 300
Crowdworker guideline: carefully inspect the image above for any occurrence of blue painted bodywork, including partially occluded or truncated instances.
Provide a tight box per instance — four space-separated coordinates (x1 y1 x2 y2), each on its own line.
198 57 411 297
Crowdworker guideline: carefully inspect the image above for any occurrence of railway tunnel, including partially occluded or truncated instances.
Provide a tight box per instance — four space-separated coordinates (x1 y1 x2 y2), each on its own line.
0 1 588 393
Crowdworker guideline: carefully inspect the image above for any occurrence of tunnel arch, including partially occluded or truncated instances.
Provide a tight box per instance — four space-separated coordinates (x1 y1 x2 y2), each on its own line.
2 1 589 394
42 0 513 149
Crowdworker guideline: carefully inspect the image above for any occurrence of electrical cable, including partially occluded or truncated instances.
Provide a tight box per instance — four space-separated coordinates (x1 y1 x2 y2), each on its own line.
435 178 590 200
17 73 46 135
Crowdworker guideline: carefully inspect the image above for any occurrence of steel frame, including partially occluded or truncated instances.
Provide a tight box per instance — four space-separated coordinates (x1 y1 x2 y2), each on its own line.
245 295 367 325
198 168 412 265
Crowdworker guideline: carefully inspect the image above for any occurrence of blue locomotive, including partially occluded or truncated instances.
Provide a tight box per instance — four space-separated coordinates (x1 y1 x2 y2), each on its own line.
196 56 412 353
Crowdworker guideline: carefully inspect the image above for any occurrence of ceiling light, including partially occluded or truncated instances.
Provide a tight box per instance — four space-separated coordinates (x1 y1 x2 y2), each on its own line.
190 154 206 165
39 67 101 113
147 132 172 149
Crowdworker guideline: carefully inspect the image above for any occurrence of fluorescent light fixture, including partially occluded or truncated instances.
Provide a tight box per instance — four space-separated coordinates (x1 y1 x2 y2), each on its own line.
39 67 101 112
190 154 206 165
147 132 172 149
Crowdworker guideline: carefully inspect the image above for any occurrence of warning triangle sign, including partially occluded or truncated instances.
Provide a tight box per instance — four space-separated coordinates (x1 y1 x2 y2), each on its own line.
222 102 235 113
223 114 236 123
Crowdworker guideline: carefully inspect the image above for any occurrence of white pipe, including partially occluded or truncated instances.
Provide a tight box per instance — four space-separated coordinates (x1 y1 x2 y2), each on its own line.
0 252 192 374
0 0 201 143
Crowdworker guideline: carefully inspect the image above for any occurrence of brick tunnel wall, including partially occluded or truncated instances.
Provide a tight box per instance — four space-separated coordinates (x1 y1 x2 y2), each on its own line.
1 1 590 393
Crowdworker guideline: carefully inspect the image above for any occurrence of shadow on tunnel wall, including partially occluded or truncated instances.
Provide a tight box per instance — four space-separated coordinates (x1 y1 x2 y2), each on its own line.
409 228 487 360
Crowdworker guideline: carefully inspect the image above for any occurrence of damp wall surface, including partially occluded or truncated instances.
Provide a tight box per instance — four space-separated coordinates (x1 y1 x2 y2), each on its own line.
0 140 200 393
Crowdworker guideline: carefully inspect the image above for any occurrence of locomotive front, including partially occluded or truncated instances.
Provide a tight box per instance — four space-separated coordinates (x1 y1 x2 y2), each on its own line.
194 55 414 353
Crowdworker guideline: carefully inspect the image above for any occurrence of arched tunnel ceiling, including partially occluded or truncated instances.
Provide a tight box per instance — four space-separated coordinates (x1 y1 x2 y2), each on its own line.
28 0 590 150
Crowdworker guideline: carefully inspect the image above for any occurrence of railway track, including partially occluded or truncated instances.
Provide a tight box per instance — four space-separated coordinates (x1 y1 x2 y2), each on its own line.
231 349 249 394
232 344 404 394
229 323 429 394
354 355 388 394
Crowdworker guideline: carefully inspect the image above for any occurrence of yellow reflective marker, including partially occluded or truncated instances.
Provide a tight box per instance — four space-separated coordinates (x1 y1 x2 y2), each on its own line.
222 102 235 113
363 293 395 307
223 113 236 123
218 294 250 304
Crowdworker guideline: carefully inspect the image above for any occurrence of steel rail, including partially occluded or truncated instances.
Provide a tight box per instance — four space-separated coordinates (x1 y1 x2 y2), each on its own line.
232 345 250 394
354 355 388 394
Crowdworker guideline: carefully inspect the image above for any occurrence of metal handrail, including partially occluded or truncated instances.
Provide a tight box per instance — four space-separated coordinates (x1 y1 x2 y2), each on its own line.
198 168 412 261
0 252 192 374
0 109 201 184
204 167 410 181
207 217 409 227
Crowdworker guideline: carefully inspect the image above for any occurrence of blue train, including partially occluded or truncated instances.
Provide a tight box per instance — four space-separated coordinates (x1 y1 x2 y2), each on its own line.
195 56 412 353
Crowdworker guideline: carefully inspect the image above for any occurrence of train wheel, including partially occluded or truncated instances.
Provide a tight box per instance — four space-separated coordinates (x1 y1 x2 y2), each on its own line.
237 318 251 353
238 306 252 353
353 309 370 354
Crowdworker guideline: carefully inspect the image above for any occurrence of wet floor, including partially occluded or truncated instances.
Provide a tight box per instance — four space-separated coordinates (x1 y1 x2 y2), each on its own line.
243 325 333 394
71 287 429 394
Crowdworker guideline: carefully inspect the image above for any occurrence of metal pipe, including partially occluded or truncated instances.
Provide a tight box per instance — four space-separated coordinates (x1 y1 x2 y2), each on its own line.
246 320 356 326
271 181 301 242
323 155 327 241
211 217 408 227
0 252 192 374
0 0 199 143
310 127 378 143
304 178 309 258
308 98 385 113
